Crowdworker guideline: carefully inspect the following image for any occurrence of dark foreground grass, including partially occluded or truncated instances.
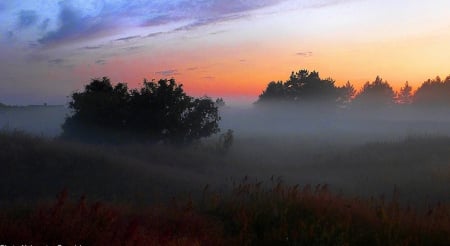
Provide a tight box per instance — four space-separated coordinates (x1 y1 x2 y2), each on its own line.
0 181 449 245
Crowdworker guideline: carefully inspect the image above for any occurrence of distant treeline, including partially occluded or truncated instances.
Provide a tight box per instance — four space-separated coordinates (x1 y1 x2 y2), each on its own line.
257 69 450 109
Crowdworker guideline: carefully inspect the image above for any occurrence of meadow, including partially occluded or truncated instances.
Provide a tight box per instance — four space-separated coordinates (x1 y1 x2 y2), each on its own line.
0 106 449 244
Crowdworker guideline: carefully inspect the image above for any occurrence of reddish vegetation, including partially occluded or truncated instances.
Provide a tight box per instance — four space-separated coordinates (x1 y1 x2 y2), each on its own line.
1 181 449 245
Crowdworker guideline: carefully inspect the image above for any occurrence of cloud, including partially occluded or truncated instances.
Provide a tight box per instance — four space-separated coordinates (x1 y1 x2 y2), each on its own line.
95 59 106 65
209 30 227 35
123 46 143 51
203 76 215 80
30 0 352 47
83 45 103 50
115 35 141 42
187 67 198 71
155 69 179 77
142 15 183 27
173 13 249 33
48 58 65 65
36 0 290 46
296 51 313 57
17 10 39 29
146 32 166 38
38 2 114 46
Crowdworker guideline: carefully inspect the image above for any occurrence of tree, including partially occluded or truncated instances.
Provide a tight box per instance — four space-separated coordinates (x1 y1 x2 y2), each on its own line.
396 81 413 105
413 76 450 108
257 69 346 106
257 81 285 103
62 77 221 144
215 98 226 107
337 81 356 106
353 76 395 108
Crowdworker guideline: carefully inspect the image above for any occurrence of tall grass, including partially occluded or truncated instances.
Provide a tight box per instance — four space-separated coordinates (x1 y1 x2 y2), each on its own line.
0 181 449 245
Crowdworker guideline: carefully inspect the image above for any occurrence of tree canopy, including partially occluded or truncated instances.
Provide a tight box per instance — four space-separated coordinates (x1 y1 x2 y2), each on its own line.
396 81 413 105
351 76 396 108
413 76 450 108
257 69 353 107
62 77 220 144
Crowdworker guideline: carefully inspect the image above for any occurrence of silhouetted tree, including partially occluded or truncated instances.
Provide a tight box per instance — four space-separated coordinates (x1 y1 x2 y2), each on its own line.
257 81 285 103
413 76 450 108
62 77 220 144
337 81 356 106
396 81 413 105
257 69 349 107
215 98 226 107
353 76 395 108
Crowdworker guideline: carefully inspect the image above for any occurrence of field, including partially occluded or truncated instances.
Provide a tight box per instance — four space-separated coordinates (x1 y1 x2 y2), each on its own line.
1 106 450 244
0 129 449 244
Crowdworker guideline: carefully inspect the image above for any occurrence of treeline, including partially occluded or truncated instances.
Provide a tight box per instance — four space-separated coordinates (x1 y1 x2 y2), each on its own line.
257 69 450 109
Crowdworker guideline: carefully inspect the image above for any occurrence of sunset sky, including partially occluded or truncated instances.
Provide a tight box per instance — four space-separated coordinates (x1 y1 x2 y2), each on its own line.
1 0 449 105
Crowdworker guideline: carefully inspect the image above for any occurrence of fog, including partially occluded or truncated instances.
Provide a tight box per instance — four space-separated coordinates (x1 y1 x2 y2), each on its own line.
220 103 450 142
1 102 449 205
0 105 67 137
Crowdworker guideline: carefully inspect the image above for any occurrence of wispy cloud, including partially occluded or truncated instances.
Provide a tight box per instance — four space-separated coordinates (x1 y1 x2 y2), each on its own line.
296 51 313 57
48 58 65 65
155 69 179 77
32 0 292 47
5 0 357 48
123 46 144 51
115 35 141 42
95 59 106 65
83 45 103 50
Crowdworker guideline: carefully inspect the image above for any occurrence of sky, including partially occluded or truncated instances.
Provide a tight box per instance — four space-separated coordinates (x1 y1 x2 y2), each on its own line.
0 0 449 105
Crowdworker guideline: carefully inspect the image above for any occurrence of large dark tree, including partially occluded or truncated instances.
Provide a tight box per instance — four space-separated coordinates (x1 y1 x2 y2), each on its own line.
413 76 450 108
257 69 352 107
62 77 220 144
352 76 396 108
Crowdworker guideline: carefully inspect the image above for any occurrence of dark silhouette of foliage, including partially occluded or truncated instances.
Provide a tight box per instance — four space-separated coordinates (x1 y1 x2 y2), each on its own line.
353 76 396 108
337 81 356 106
257 81 285 102
216 129 234 154
215 98 226 107
396 81 413 105
257 69 355 107
62 77 220 144
413 76 450 108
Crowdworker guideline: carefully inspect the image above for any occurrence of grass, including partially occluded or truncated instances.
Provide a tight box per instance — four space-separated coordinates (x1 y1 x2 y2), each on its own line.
0 130 449 244
0 180 449 245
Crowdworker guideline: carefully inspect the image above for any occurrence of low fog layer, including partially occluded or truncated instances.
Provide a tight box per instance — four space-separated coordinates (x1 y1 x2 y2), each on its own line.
0 105 68 137
1 102 449 205
2 103 450 141
220 104 450 143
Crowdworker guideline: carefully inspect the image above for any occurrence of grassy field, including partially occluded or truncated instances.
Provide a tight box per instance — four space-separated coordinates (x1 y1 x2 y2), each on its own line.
0 130 449 244
0 180 449 245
